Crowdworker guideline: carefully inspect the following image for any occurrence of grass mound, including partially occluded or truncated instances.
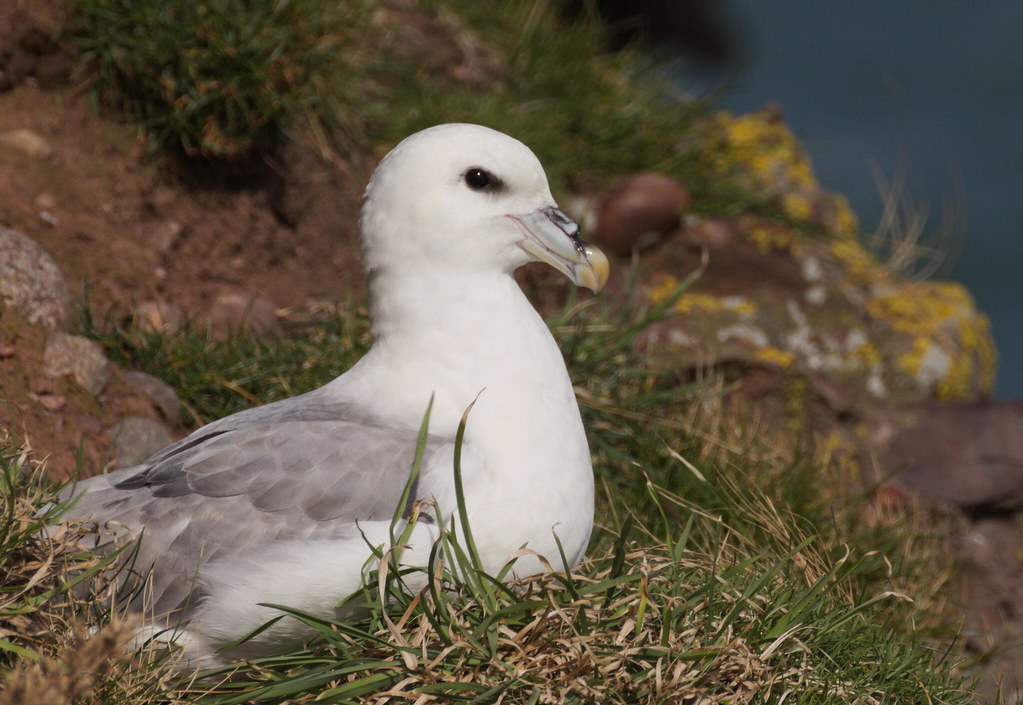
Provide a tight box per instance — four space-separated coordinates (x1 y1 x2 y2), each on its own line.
1 292 970 703
179 484 963 705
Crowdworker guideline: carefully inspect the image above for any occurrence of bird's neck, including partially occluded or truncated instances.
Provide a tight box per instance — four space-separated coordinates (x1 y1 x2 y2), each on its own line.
346 267 577 434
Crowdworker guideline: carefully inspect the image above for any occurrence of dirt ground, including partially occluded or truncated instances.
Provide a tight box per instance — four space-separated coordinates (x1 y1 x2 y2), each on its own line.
0 84 372 320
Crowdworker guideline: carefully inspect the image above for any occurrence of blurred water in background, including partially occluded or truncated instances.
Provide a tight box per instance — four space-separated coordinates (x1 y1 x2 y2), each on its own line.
673 0 1023 398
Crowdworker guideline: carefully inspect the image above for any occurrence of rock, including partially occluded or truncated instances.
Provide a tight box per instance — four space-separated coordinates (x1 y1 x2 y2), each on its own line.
592 173 690 257
0 128 53 158
677 217 739 252
107 417 173 468
43 333 111 396
207 289 278 339
887 401 1023 509
145 185 178 212
122 370 181 425
140 219 183 254
74 414 103 436
0 228 72 329
34 192 57 210
638 216 994 407
133 301 185 334
31 392 67 412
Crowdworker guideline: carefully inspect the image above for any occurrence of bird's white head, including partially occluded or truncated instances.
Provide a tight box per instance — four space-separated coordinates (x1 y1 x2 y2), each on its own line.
360 123 609 292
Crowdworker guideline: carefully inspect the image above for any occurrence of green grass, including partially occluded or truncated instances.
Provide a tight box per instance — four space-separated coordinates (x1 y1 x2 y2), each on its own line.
79 304 372 428
70 0 373 158
0 288 970 703
66 0 760 214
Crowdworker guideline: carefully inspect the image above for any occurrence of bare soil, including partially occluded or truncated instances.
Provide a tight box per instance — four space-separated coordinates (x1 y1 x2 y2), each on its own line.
0 84 371 318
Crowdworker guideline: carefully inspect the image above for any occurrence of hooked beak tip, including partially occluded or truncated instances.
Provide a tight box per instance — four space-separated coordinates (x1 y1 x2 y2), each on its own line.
578 244 610 293
510 208 610 293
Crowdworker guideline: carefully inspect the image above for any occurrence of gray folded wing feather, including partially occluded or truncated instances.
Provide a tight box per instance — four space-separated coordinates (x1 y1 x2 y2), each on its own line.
61 389 444 620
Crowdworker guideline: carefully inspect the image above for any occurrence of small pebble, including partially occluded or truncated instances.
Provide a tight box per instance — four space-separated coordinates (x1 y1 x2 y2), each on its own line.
33 392 67 412
679 218 738 251
122 370 182 425
34 192 57 210
134 301 184 334
207 289 278 339
0 128 54 159
147 220 183 254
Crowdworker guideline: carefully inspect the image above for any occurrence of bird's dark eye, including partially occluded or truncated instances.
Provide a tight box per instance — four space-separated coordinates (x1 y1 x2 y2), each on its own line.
464 168 493 191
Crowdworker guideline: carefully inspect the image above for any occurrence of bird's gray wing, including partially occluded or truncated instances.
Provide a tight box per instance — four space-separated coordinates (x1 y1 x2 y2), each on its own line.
61 391 445 619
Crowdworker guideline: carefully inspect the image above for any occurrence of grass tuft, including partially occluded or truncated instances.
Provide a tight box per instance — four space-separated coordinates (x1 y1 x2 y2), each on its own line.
69 0 373 158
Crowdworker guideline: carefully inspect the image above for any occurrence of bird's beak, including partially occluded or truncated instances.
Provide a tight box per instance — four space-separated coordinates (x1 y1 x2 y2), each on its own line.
509 207 610 293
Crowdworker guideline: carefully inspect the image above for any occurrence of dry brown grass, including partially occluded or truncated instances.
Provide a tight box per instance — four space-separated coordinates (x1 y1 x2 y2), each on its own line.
0 618 138 705
0 439 177 705
364 552 797 705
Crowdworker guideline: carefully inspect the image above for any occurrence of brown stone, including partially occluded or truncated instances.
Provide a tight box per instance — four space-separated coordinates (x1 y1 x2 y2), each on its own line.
592 173 690 257
32 391 66 412
43 333 111 396
886 401 1023 509
34 192 56 210
122 370 181 425
0 128 53 158
134 301 185 334
206 289 278 340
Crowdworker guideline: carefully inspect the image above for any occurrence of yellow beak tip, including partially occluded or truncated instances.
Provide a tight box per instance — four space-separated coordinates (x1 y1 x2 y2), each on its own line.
580 244 610 293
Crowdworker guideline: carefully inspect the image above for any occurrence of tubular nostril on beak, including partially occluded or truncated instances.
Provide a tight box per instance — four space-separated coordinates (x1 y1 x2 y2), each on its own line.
541 207 580 240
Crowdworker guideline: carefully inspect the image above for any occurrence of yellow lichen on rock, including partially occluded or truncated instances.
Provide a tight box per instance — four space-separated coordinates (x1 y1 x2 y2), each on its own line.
780 191 814 221
748 221 800 254
723 297 758 318
850 339 883 367
644 108 995 406
831 238 884 284
869 281 996 399
714 109 817 194
756 346 795 369
647 275 739 316
647 273 684 306
710 108 864 240
830 195 859 238
673 293 727 315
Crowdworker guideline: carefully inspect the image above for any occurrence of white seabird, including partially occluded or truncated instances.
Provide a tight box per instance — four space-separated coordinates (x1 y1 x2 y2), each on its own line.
63 123 610 666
